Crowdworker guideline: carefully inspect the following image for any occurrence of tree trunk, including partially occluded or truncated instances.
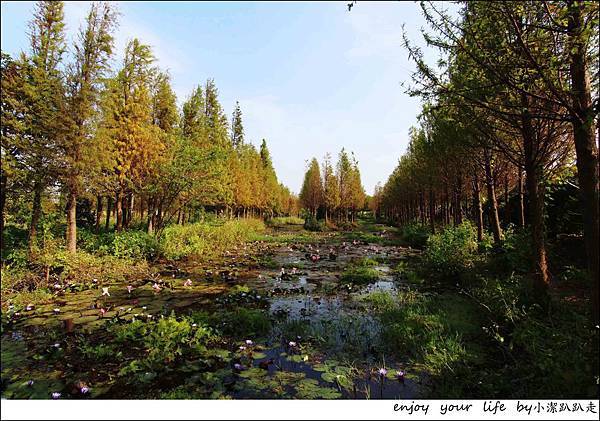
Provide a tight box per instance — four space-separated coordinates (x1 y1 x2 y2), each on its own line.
568 0 599 323
0 172 6 259
66 182 77 253
518 168 525 228
521 95 549 298
428 187 435 234
28 179 43 256
503 173 510 226
95 195 103 234
116 191 123 232
105 196 112 232
129 193 135 226
483 149 502 245
472 174 484 242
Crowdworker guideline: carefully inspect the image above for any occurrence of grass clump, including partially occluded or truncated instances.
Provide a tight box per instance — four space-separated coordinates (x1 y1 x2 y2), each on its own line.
160 218 265 260
266 216 304 228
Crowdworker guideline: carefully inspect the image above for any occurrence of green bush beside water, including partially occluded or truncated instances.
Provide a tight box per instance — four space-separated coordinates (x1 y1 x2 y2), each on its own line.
424 221 479 277
160 218 265 260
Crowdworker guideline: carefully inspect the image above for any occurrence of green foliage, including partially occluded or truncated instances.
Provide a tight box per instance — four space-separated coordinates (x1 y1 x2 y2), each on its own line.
400 223 430 248
79 229 159 260
498 227 532 274
76 337 121 362
112 313 217 376
303 215 325 232
217 308 271 338
265 216 304 228
159 219 265 260
424 221 479 277
340 266 379 285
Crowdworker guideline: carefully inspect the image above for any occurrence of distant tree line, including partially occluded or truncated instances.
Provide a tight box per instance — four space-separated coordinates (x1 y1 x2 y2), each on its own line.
299 149 366 222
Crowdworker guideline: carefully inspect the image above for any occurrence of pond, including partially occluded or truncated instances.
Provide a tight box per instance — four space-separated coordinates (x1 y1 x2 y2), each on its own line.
1 222 425 400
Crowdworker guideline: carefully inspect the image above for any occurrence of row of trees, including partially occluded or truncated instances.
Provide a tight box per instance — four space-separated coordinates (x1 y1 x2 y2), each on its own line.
1 1 297 257
299 149 366 221
372 1 598 322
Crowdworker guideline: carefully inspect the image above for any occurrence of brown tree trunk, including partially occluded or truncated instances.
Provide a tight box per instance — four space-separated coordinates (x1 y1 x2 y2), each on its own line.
105 196 112 232
428 187 435 234
483 149 502 245
568 0 600 323
521 95 549 298
518 168 525 228
66 182 77 254
472 174 484 242
116 191 123 232
0 172 6 259
503 173 510 226
95 195 103 234
28 179 43 256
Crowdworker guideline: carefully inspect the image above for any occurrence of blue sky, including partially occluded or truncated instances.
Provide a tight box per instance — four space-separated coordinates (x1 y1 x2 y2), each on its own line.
1 1 452 194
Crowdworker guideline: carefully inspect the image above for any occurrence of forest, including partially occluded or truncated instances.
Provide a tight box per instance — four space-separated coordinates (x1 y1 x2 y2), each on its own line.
1 0 598 404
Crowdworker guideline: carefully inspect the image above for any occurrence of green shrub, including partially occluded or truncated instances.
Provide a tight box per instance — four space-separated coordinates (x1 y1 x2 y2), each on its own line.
499 227 532 273
340 266 379 284
218 308 272 338
266 216 304 227
303 216 325 232
424 221 479 277
160 219 265 260
400 223 430 248
79 229 159 260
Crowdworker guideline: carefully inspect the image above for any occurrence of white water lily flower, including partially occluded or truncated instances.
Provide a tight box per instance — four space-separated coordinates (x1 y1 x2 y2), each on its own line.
101 287 110 297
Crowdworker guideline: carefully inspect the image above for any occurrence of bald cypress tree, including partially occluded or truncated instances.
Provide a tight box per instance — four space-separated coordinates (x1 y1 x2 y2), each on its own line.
19 1 68 255
300 158 323 217
64 2 118 253
231 101 244 148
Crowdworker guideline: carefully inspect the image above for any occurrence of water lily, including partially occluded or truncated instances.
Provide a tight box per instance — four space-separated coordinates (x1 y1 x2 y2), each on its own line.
152 283 161 292
378 368 388 378
142 306 147 310
233 363 245 371
53 283 62 289
27 380 34 387
80 386 89 394
51 392 61 399
239 346 246 351
245 339 253 346
53 343 61 348
191 323 197 327
288 341 297 347
53 308 60 314
25 304 34 311
92 278 98 283
102 287 110 297
127 285 133 294
396 370 405 381
99 308 107 317
184 279 192 287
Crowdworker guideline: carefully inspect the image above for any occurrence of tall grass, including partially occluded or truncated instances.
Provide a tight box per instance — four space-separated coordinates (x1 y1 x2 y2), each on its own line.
159 218 265 260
